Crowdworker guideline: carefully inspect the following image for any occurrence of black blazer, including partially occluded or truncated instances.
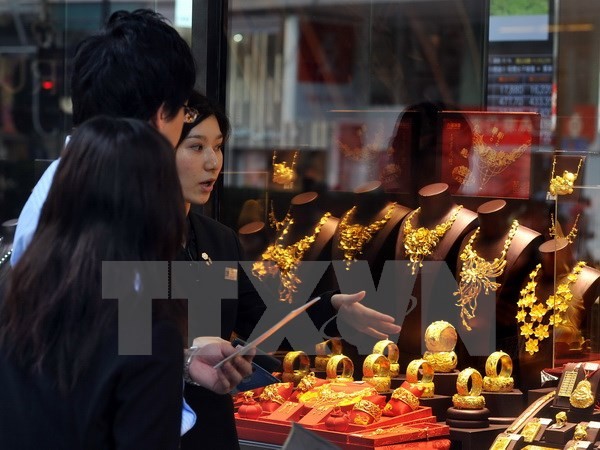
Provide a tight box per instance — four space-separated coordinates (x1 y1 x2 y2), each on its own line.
0 320 183 450
180 212 338 450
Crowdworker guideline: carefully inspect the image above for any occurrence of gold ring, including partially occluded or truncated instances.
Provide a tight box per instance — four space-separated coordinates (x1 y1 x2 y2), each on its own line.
372 340 399 376
326 354 354 382
406 359 434 384
424 321 457 352
485 351 513 378
452 394 486 409
423 350 457 372
456 367 483 396
390 386 419 410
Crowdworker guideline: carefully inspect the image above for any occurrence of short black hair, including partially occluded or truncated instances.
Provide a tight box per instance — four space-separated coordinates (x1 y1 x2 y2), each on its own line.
178 90 230 147
71 9 196 126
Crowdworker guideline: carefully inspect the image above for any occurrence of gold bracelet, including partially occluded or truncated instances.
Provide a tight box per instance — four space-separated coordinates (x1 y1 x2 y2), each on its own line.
296 371 318 392
362 353 391 391
406 359 435 398
456 367 483 397
424 320 457 352
423 350 457 372
282 351 310 385
372 340 400 377
390 386 419 410
259 383 288 405
452 394 486 409
326 354 354 382
352 399 382 422
483 375 514 392
315 338 342 372
485 351 513 377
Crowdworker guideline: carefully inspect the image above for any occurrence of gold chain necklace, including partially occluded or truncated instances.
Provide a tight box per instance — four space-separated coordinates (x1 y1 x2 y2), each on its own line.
454 219 519 331
252 213 331 303
516 261 586 355
268 201 291 231
338 203 397 268
403 205 463 275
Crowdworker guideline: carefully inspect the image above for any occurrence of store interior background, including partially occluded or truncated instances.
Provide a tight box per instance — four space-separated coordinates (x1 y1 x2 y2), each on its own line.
1 0 600 370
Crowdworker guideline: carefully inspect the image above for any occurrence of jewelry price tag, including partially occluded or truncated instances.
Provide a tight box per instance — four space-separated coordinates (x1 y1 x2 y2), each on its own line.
584 362 599 371
588 421 600 429
539 418 552 425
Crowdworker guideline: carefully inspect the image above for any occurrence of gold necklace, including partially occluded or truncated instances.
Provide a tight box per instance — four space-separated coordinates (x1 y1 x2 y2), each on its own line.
252 213 331 303
516 261 586 355
338 203 397 268
268 201 291 231
272 150 298 187
403 205 463 275
455 219 519 331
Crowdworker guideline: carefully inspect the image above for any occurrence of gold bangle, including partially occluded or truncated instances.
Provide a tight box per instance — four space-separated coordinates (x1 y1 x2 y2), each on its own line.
406 359 434 384
363 376 391 392
326 354 354 382
372 340 399 377
363 354 391 378
315 338 342 372
424 320 457 352
390 386 419 410
574 422 589 441
282 351 310 385
456 367 483 396
452 394 486 409
353 399 382 422
423 350 457 372
411 381 435 398
483 375 514 392
485 351 513 378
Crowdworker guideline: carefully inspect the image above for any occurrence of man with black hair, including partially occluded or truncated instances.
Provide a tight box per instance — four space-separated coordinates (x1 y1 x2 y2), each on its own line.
10 9 251 437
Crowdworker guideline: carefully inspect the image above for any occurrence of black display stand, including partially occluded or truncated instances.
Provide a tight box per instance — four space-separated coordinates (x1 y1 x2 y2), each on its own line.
482 389 525 418
420 395 452 422
447 423 508 450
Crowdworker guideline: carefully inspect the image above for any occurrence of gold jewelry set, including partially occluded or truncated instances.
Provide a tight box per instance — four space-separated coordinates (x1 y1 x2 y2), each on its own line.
462 124 531 189
406 359 435 398
272 150 298 187
452 367 486 409
549 156 583 196
483 351 514 392
516 261 586 355
423 321 458 373
338 203 397 268
403 205 463 275
252 212 331 303
454 219 519 331
282 351 311 386
259 382 292 405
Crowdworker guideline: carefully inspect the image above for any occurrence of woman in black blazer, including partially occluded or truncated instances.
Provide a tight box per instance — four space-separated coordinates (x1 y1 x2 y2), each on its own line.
177 91 402 450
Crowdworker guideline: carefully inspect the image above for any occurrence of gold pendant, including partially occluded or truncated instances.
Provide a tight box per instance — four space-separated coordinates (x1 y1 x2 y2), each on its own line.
569 379 595 409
